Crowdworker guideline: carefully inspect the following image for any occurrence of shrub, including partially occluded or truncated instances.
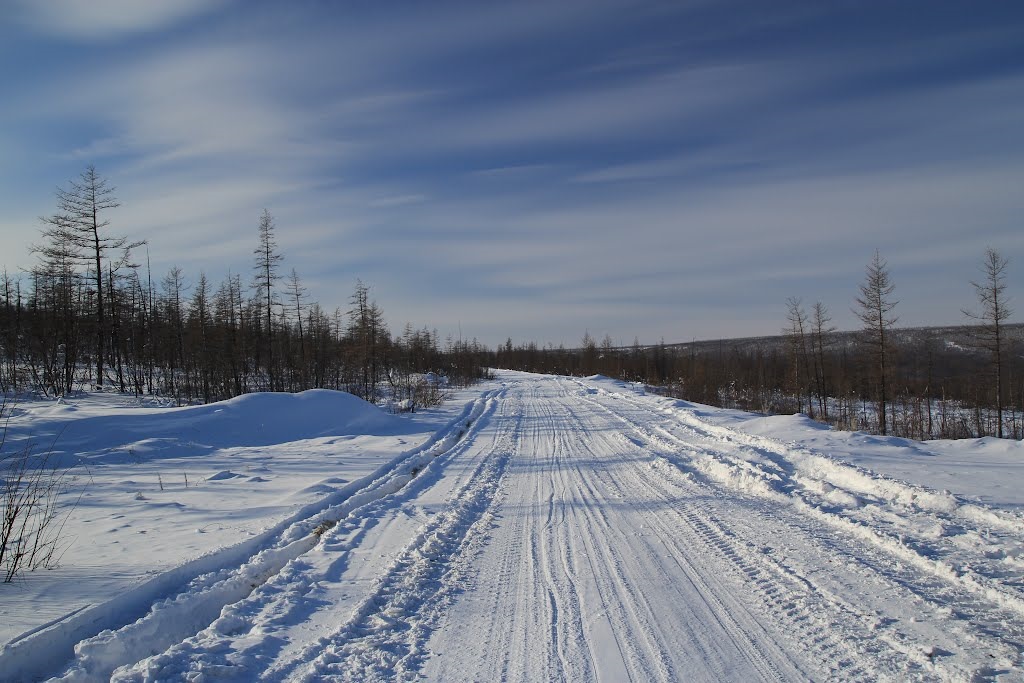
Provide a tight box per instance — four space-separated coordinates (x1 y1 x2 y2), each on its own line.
0 401 81 582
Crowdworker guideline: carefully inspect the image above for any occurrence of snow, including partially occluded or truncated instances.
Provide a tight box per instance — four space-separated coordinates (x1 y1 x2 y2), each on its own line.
2 372 1023 681
676 397 1024 509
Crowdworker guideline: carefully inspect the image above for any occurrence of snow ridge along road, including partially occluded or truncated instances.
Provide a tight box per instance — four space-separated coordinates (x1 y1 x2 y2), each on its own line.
6 371 1023 681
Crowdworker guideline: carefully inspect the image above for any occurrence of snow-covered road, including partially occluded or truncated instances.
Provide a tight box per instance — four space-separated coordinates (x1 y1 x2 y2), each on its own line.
424 375 1022 682
5 372 1023 681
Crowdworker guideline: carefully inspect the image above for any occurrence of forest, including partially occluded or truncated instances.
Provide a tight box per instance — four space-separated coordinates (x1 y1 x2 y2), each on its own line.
0 167 490 409
1 166 1018 440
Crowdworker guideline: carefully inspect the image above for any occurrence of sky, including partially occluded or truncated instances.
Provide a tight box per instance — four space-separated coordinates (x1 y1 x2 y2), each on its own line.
1 0 1023 348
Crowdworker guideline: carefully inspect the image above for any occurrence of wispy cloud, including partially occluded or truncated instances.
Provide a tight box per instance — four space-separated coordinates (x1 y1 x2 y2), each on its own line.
1 1 1022 346
52 42 327 168
12 0 228 40
367 194 428 209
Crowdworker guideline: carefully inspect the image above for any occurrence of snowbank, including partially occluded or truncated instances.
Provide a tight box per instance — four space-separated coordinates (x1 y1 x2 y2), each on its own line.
5 389 414 468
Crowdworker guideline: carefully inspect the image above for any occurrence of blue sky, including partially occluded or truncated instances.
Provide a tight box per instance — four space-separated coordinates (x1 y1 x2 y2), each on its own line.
2 0 1022 347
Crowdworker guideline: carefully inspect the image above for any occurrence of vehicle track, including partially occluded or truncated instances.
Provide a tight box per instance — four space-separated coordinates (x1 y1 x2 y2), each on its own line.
564 376 1023 679
425 375 813 682
19 372 1024 682
32 387 505 683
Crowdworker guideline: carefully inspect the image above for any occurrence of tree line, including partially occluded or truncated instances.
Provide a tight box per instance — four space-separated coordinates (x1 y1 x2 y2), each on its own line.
0 166 489 407
1 166 1017 440
492 250 1020 440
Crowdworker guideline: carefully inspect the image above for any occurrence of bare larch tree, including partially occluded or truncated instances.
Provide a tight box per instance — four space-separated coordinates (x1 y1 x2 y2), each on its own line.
963 248 1012 437
253 209 283 390
811 301 835 420
36 166 143 389
855 250 898 436
785 296 812 417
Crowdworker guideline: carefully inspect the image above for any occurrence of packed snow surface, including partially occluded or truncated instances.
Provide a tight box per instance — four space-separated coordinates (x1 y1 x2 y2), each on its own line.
2 372 1023 681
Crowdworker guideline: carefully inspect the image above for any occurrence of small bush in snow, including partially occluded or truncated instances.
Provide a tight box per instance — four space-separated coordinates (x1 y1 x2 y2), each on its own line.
0 401 82 582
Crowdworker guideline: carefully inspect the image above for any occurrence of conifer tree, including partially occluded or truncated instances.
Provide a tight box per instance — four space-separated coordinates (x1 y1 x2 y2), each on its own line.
36 166 143 388
963 248 1012 437
253 209 283 390
854 250 898 435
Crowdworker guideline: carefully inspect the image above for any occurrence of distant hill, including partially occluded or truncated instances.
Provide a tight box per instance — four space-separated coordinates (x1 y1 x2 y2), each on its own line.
652 323 1024 357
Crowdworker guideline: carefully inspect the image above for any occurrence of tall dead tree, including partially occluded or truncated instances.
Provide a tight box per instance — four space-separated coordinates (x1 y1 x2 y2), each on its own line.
161 267 188 401
253 209 283 391
811 301 835 419
963 248 1012 437
287 268 307 388
37 166 143 389
785 297 813 417
347 281 385 401
855 250 898 435
29 230 82 395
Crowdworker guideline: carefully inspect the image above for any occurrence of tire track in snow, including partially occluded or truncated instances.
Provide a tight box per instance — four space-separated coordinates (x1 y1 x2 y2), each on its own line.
639 402 1024 673
426 380 670 682
30 388 503 683
448 392 530 683
563 384 887 679
528 383 644 682
35 373 1022 682
268 388 519 682
581 385 987 679
431 375 820 681
617 383 1024 616
485 384 590 683
560 439 677 680
630 466 881 681
429 376 805 682
657 471 1018 680
663 404 1024 610
552 384 795 682
568 377 1022 679
536 395 601 682
115 389 505 682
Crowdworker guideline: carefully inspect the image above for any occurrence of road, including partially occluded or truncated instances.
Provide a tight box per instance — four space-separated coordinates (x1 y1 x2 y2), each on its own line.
33 373 1024 681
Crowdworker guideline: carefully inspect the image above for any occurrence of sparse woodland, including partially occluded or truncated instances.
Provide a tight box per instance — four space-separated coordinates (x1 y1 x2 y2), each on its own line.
0 166 1019 440
492 251 1021 441
0 166 489 408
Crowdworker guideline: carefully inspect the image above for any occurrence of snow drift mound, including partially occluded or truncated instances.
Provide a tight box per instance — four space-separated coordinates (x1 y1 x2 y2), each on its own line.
35 390 411 466
179 389 402 445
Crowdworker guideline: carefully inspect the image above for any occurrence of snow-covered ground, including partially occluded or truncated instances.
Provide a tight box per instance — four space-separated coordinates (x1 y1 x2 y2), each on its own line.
1 371 1022 681
691 402 1024 509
